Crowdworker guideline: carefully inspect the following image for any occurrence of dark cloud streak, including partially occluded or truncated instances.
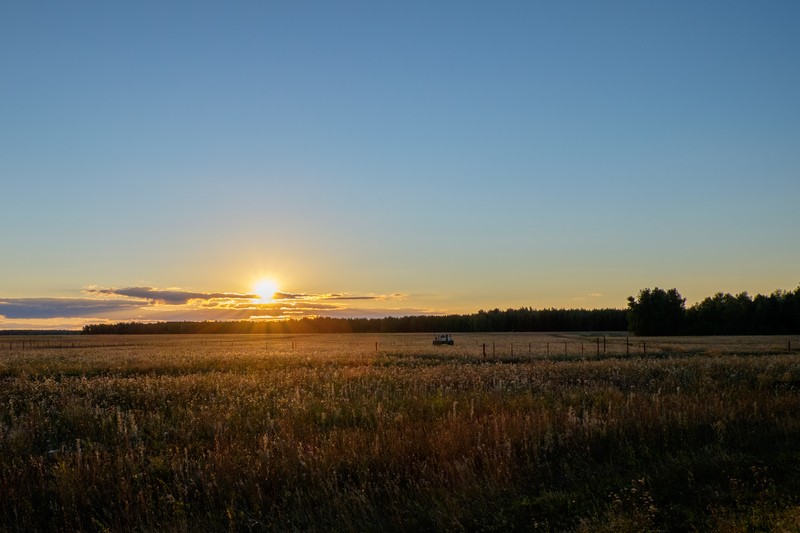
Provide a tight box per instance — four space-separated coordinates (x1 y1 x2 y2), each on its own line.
88 287 258 305
0 298 145 319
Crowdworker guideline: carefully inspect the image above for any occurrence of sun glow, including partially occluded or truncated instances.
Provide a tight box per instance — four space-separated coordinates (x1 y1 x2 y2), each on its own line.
253 279 279 302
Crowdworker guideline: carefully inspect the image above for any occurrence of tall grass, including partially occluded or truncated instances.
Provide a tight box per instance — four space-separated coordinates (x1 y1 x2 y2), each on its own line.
0 333 799 531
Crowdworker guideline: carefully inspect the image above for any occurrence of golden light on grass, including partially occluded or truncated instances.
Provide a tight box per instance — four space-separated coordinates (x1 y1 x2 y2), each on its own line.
0 333 798 530
253 278 279 302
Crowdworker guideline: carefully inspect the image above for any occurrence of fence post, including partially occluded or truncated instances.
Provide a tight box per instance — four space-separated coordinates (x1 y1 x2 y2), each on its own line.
546 342 550 356
483 343 486 359
564 342 567 356
492 342 495 358
596 337 600 357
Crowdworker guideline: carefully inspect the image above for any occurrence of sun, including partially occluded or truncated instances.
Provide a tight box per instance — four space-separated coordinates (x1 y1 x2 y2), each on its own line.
253 278 279 302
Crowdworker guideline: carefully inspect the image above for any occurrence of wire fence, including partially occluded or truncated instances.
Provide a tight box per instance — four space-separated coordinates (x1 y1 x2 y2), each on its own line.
0 333 796 359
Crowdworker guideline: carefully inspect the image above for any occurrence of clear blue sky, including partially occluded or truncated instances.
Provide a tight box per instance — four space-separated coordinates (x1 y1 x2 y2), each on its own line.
1 1 799 328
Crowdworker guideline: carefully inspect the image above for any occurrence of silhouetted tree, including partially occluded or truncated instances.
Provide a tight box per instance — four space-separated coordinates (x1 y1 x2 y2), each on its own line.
686 292 753 335
627 287 686 336
683 287 800 335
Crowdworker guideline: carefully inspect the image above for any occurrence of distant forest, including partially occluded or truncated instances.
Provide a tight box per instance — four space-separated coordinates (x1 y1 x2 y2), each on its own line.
82 308 627 335
628 286 800 336
81 286 800 336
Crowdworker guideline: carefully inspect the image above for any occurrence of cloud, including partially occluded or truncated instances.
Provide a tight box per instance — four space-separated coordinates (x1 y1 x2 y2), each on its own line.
0 298 145 319
87 287 258 305
272 292 309 300
85 286 408 305
313 307 440 319
272 292 407 302
0 286 416 328
320 294 383 301
138 307 280 321
571 292 605 301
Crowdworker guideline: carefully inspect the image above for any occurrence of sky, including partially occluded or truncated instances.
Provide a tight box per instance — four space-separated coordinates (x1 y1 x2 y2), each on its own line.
1 1 799 329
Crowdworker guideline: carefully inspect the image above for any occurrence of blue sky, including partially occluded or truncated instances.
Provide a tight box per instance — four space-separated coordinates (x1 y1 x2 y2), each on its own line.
1 1 798 328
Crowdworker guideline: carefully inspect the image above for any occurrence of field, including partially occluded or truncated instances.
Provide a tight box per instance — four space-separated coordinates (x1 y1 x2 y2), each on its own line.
1 332 800 531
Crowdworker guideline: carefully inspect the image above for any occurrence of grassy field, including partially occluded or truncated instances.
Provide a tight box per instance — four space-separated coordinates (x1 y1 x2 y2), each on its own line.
1 332 799 531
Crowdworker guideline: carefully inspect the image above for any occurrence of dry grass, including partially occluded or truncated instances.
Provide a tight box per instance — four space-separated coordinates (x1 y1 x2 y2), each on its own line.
0 332 799 531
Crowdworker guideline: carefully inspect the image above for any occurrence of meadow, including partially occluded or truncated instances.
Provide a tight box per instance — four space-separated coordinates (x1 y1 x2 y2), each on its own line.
0 332 799 531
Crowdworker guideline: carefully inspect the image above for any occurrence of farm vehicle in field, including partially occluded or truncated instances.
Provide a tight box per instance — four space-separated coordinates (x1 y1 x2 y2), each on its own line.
433 334 454 346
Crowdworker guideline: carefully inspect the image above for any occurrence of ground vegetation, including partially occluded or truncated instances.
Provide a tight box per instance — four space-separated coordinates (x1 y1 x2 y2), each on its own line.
0 333 798 531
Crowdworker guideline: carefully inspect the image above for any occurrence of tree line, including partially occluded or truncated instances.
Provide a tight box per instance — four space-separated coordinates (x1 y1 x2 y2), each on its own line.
81 285 800 336
627 286 800 336
82 308 627 335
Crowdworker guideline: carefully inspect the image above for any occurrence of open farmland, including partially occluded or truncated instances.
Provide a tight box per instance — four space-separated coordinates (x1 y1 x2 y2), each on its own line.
1 333 800 531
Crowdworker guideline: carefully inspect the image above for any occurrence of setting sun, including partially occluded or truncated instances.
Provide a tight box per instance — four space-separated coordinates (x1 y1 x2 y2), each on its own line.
253 279 279 302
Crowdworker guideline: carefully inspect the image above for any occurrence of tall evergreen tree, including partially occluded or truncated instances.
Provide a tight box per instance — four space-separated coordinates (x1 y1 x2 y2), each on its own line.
627 288 686 336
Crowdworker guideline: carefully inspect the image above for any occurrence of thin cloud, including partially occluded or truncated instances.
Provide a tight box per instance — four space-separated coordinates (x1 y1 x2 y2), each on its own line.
320 293 407 301
320 295 377 301
272 292 407 302
87 287 258 305
139 307 284 321
197 300 341 312
272 292 309 300
313 307 440 319
571 292 605 301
